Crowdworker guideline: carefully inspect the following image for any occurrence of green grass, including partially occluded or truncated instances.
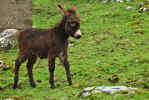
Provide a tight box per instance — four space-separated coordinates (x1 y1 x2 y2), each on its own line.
1 0 149 100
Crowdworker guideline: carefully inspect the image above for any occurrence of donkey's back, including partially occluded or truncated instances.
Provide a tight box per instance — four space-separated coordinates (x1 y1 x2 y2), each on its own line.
18 28 60 58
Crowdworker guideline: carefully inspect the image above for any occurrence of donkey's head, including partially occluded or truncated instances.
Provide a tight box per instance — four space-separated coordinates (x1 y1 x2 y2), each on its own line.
58 5 82 39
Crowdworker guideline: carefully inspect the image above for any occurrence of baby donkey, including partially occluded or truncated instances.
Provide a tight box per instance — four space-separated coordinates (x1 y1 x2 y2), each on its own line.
13 5 82 89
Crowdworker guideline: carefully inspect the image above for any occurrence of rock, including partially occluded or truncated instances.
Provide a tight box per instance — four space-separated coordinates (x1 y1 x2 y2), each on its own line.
0 60 4 68
0 29 19 37
96 60 101 64
126 6 136 10
139 2 145 8
0 29 19 50
32 26 37 28
84 87 95 91
135 59 139 63
2 65 10 70
0 59 11 70
111 0 132 2
108 75 119 83
102 0 133 3
111 0 123 2
3 98 16 100
81 92 91 97
139 7 148 13
0 0 32 30
81 86 137 97
116 0 123 2
102 0 109 3
2 96 23 100
126 0 132 2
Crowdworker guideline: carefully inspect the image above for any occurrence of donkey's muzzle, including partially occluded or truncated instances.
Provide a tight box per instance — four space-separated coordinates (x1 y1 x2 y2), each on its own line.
74 29 82 39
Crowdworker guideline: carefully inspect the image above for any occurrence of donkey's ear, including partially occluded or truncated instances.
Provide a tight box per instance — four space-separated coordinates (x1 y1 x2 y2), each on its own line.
58 5 69 16
72 5 77 11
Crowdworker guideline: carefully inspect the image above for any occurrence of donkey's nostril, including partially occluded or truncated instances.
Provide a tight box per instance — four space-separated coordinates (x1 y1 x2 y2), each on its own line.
75 35 81 39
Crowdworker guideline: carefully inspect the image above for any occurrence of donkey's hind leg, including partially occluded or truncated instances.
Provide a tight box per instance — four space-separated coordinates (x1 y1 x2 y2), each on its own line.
13 55 27 89
26 55 37 87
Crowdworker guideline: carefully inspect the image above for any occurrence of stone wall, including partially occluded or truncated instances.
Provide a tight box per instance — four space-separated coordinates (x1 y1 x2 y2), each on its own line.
0 0 32 31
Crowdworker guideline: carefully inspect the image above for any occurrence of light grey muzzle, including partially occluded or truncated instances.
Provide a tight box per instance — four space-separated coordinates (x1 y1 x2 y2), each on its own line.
74 29 82 39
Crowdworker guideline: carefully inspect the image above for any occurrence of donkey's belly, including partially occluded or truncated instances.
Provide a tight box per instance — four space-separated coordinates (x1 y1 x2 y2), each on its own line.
32 48 48 59
38 52 48 59
34 48 61 59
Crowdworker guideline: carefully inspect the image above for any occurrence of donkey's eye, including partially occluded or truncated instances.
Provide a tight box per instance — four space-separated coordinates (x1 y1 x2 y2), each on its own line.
70 22 76 27
70 22 77 27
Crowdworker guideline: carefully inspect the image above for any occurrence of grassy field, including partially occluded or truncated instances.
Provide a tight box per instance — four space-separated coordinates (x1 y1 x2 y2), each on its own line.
1 0 149 100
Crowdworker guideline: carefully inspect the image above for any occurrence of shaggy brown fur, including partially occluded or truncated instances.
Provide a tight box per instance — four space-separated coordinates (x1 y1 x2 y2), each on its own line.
13 5 81 89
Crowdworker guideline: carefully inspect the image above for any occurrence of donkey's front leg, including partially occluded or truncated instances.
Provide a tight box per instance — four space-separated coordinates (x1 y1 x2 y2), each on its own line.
59 52 72 86
48 56 56 88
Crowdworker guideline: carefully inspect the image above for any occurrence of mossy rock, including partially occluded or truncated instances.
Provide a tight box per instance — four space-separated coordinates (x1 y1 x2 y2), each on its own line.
134 29 145 34
2 96 24 100
132 13 142 18
0 56 12 70
116 90 135 94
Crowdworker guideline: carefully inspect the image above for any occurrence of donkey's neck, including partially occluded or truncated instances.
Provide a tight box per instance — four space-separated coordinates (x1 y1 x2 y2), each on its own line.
53 17 69 41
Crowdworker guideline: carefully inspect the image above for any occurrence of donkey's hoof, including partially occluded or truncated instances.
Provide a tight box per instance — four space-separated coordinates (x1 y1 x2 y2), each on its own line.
69 82 72 86
51 85 55 89
31 85 36 88
69 84 72 86
13 85 20 89
31 84 36 88
13 86 17 89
